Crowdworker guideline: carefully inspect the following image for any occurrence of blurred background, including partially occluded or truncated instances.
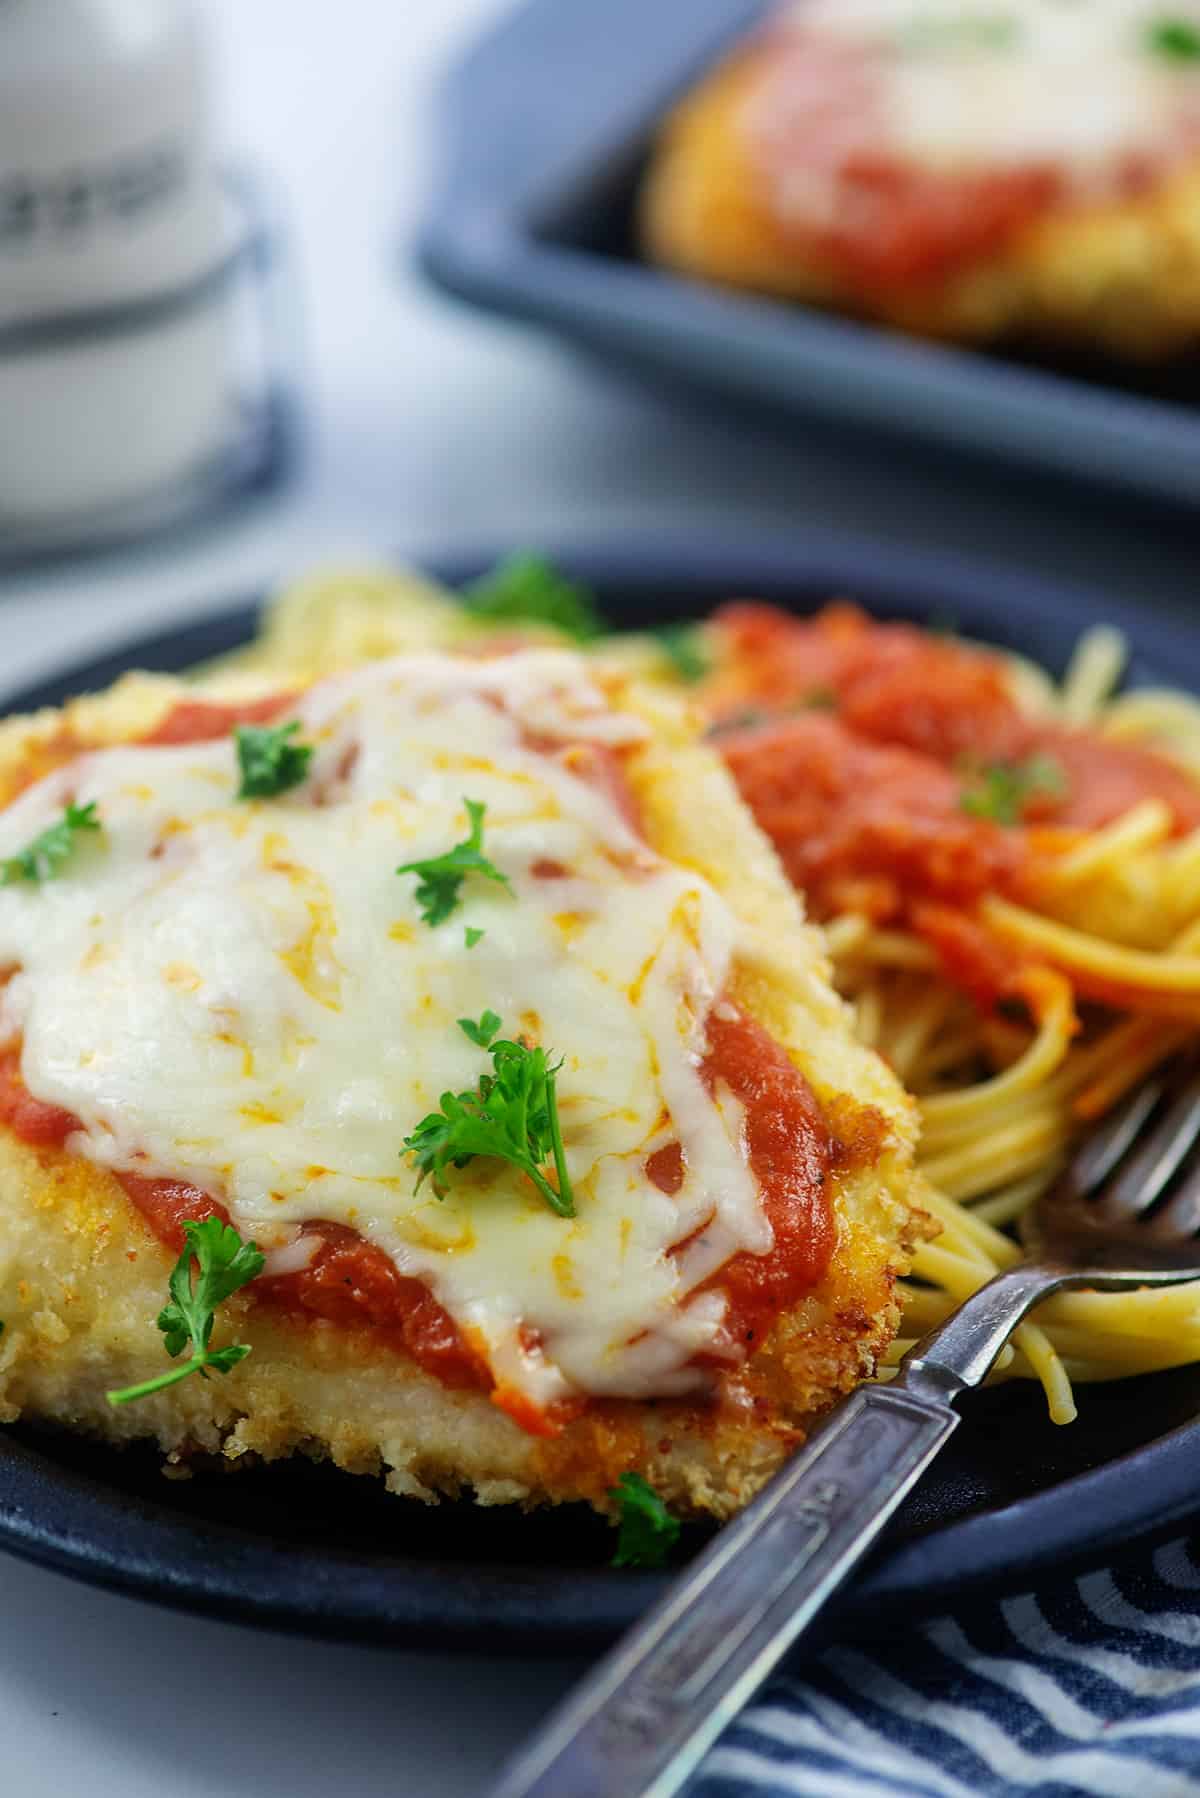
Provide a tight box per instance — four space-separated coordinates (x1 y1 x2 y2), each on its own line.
1 0 1197 709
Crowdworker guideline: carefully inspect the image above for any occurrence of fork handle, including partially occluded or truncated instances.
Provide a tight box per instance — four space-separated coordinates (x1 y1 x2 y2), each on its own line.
486 1379 959 1798
486 1260 1072 1798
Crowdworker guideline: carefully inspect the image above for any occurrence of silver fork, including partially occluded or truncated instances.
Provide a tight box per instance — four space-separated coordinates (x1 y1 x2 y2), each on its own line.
486 1053 1200 1798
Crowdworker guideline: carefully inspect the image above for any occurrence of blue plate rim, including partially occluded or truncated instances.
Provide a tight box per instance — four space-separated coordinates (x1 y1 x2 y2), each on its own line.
1 523 1197 1650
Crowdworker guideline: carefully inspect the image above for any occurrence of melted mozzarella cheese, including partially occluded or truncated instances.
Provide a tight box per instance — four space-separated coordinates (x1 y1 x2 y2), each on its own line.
767 1 1200 189
0 652 771 1411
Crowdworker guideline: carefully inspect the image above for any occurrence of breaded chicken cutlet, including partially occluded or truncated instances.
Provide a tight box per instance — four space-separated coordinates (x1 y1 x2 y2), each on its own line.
0 644 923 1522
641 0 1200 360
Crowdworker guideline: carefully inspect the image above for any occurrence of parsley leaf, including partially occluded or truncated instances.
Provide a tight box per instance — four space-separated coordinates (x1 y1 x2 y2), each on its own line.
235 721 313 800
462 554 604 642
1146 15 1200 59
960 752 1067 826
397 798 513 927
655 622 710 683
106 1216 264 1407
403 1026 575 1217
1 801 102 886
459 1009 503 1048
610 1473 681 1568
465 926 485 949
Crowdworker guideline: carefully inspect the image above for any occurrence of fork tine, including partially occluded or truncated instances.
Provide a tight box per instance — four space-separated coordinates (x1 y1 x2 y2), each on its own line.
1098 1061 1200 1219
1066 1071 1167 1198
1145 1176 1200 1239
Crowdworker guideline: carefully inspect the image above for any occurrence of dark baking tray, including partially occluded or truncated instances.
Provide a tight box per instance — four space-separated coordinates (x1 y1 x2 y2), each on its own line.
1 528 1200 1649
418 0 1200 509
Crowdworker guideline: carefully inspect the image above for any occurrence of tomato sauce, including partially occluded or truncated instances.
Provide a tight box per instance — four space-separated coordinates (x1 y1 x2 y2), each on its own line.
911 904 1036 1012
709 604 1200 1001
699 1005 835 1348
116 1171 225 1243
254 1221 489 1391
519 731 644 835
646 1004 835 1353
0 697 297 813
1031 729 1200 836
0 1050 79 1148
747 35 1064 291
140 693 293 746
719 710 1028 923
712 604 1200 834
812 160 1060 290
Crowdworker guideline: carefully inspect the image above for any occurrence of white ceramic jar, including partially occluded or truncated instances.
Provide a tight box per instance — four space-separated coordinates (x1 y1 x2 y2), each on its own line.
0 0 235 527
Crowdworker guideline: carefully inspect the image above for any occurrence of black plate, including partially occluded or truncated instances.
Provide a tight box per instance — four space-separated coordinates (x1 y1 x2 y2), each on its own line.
2 529 1200 1651
419 0 1200 510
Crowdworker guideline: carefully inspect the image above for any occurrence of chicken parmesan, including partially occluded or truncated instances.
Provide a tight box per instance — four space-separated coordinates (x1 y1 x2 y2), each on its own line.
235 556 1200 1431
641 0 1200 358
0 647 921 1518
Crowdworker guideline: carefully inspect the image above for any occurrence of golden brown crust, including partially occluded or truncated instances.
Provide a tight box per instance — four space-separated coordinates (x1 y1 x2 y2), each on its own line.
0 660 925 1520
640 44 1200 360
0 1110 920 1520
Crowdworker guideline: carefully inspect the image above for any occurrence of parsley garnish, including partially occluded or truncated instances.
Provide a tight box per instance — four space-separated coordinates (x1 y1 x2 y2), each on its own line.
235 721 312 799
403 1023 575 1217
459 1009 503 1048
1 801 101 886
462 554 604 642
105 1217 264 1407
465 927 485 949
1146 15 1200 59
797 687 837 711
960 752 1066 826
610 1473 681 1568
655 622 710 683
397 798 513 927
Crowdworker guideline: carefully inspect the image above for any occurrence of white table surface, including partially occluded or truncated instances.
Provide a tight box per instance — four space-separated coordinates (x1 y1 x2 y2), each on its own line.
2 3 1198 1793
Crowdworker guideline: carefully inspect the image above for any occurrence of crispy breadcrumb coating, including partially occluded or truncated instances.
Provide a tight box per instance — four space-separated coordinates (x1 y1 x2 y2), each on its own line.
0 662 926 1520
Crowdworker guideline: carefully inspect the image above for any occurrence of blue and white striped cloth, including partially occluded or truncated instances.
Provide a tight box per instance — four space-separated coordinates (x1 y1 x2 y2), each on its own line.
695 1534 1200 1798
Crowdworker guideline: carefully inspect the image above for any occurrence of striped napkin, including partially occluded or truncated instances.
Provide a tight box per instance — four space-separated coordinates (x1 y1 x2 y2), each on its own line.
693 1533 1200 1798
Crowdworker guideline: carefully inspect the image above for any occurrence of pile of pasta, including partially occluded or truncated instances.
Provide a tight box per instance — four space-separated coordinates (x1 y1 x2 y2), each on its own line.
824 628 1200 1423
224 562 1200 1424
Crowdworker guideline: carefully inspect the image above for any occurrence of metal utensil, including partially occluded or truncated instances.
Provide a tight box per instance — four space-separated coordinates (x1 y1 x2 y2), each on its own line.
487 1053 1200 1798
